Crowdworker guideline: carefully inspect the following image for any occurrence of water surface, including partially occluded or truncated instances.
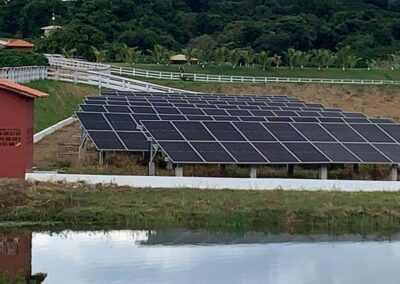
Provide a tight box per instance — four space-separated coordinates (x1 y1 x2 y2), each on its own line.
2 230 400 283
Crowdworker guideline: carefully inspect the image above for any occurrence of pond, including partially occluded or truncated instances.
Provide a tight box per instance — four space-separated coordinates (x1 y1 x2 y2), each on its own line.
1 229 400 283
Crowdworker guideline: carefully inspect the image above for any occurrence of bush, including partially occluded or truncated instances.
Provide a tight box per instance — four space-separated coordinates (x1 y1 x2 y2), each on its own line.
0 49 48 68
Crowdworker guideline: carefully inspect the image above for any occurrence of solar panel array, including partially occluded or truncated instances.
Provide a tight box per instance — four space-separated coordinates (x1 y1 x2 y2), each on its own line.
76 91 400 165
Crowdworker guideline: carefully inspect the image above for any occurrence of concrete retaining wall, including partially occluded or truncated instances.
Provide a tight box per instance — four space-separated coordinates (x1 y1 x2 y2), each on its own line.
25 173 400 192
34 117 77 144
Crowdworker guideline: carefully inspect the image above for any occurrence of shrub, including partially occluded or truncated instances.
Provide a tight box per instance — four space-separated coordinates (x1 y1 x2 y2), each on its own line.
0 49 48 68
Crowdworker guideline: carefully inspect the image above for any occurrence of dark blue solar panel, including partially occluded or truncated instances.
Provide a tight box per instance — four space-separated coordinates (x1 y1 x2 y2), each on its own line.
190 142 235 163
292 123 335 142
222 143 266 163
159 141 203 162
117 131 149 151
284 143 330 163
253 143 298 163
174 121 215 141
143 121 184 141
88 131 125 150
344 144 390 163
204 122 245 141
104 113 137 131
322 124 365 142
234 122 276 141
314 143 360 163
76 112 111 130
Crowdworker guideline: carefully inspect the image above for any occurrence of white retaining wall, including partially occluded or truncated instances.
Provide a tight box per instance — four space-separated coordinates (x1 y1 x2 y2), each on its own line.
25 173 400 192
33 117 77 144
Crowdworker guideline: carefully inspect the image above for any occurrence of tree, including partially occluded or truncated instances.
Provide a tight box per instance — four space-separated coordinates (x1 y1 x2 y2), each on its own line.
240 48 256 67
284 48 298 69
125 46 141 66
149 45 167 64
229 49 240 68
348 54 361 69
193 48 207 68
214 47 229 65
389 52 400 70
312 49 327 70
336 46 354 71
296 51 311 68
61 47 77 59
91 46 107 63
257 51 270 70
272 54 282 68
181 48 194 65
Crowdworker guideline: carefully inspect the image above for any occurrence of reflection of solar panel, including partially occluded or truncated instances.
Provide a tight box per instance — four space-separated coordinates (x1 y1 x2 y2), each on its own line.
76 91 400 166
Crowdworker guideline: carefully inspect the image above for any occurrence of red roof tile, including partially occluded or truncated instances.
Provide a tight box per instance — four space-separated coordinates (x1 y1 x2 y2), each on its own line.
5 39 34 48
0 79 48 98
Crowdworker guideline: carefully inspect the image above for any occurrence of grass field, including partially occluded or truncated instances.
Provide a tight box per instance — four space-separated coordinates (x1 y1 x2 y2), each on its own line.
26 80 97 133
2 179 400 234
114 63 400 81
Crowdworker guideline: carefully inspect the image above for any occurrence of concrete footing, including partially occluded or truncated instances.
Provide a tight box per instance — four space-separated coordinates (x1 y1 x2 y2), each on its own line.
390 165 398 181
175 165 183 177
249 167 257 179
319 165 328 180
148 162 156 176
99 151 106 166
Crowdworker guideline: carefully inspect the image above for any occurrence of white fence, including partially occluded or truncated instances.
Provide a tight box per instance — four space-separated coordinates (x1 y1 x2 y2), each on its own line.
25 173 400 192
45 54 111 72
47 67 196 93
0 66 48 83
111 66 400 86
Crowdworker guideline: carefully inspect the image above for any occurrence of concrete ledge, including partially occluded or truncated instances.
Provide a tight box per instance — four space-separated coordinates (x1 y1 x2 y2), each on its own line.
25 173 400 192
34 117 77 144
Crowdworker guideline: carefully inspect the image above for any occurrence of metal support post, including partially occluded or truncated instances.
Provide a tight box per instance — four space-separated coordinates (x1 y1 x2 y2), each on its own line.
249 167 257 179
175 164 184 177
319 165 328 180
390 165 398 181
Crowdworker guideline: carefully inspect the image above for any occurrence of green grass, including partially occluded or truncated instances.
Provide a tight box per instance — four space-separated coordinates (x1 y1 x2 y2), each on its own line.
26 80 97 133
3 180 400 235
114 63 400 81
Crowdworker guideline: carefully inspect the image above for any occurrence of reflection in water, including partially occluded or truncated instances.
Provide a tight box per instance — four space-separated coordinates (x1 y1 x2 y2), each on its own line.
0 231 46 283
3 229 400 284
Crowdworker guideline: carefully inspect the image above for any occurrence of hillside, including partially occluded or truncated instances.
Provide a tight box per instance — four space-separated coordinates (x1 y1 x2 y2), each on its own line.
1 0 400 61
26 80 97 132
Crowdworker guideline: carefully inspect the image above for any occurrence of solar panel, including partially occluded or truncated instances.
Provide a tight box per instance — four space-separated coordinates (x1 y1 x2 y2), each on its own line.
76 91 400 166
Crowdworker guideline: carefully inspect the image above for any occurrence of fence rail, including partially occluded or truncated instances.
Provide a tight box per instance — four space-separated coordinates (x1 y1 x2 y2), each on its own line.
0 66 48 83
45 55 111 72
111 66 400 86
47 67 195 93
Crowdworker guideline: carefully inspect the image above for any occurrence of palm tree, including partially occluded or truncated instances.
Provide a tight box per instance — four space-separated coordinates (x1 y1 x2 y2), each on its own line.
125 47 141 66
181 48 194 65
257 51 270 70
336 46 353 71
312 49 326 70
61 47 77 59
325 50 336 69
296 51 311 68
214 47 228 65
348 54 361 69
195 49 208 68
272 54 282 68
229 49 240 68
91 46 107 63
240 48 256 67
148 44 167 64
284 48 298 69
389 52 400 70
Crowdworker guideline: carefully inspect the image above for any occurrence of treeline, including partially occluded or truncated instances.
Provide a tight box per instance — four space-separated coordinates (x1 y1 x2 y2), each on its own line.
1 0 400 62
80 44 400 71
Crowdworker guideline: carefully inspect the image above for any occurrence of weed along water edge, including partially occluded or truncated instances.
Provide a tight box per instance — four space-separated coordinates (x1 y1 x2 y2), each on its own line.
3 180 400 235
